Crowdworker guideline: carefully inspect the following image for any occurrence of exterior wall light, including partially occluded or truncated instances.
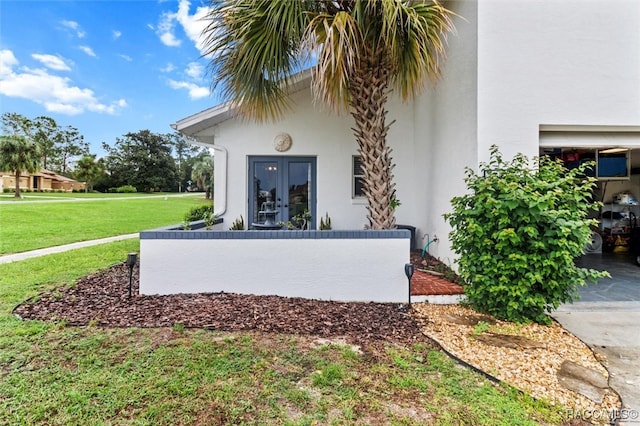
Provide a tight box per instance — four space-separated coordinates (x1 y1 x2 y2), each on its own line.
126 253 137 298
404 263 415 308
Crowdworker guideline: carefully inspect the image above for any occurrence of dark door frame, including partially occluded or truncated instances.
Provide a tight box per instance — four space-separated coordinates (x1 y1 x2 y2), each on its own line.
248 156 317 229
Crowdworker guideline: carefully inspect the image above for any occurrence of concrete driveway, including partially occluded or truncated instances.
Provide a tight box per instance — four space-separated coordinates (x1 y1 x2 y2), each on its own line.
551 253 640 423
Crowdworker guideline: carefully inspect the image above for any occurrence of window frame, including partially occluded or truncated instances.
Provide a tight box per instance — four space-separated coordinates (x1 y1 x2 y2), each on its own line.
352 155 365 199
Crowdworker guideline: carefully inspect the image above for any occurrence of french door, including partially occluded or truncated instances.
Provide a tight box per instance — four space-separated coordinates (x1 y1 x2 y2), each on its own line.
248 157 317 229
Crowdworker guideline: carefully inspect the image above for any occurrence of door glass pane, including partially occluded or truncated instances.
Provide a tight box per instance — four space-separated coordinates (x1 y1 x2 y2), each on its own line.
252 161 278 224
288 162 311 226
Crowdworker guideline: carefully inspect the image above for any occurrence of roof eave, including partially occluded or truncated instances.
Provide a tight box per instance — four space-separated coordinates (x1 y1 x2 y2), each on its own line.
172 69 313 138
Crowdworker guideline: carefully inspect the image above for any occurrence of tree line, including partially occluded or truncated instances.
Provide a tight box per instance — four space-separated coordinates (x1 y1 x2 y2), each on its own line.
0 112 213 198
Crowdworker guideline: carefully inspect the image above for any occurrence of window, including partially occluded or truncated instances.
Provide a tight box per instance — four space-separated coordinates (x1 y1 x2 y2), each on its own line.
352 155 365 198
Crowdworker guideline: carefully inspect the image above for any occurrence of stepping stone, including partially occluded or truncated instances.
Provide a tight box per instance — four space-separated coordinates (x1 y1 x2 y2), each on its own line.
443 313 497 326
474 332 546 349
557 360 608 403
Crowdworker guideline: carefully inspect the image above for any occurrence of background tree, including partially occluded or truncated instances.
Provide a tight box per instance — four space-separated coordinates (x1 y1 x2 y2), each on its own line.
1 112 89 174
102 130 177 192
74 154 105 192
169 132 199 192
0 112 31 137
0 135 42 198
202 0 455 229
191 153 214 199
54 125 88 175
31 116 59 170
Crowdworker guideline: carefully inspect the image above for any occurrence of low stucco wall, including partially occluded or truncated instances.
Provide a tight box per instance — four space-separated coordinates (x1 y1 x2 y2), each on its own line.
139 229 410 303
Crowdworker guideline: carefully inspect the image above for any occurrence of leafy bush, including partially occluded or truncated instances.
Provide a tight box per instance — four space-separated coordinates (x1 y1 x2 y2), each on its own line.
3 188 14 193
184 204 214 223
113 185 137 193
445 146 609 324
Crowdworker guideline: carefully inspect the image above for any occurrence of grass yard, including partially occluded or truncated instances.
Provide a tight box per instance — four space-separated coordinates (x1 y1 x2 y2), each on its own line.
0 191 190 200
0 193 209 255
0 199 568 425
0 242 568 425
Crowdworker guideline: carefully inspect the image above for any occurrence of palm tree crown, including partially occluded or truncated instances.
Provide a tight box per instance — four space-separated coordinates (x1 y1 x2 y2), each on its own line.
202 0 455 228
0 135 42 198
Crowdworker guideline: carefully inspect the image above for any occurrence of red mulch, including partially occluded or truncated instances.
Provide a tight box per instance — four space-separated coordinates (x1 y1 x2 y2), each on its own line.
13 262 431 348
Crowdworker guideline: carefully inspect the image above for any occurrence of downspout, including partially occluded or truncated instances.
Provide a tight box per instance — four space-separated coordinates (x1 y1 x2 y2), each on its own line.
171 123 228 217
211 145 228 217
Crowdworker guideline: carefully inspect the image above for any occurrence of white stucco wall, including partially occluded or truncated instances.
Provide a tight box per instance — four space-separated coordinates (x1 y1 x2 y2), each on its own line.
477 0 640 161
195 86 418 234
415 0 479 263
181 0 639 267
140 232 410 303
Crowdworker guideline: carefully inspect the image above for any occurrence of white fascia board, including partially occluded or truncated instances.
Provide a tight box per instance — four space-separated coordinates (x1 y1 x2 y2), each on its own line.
539 125 640 149
173 102 235 137
540 124 640 133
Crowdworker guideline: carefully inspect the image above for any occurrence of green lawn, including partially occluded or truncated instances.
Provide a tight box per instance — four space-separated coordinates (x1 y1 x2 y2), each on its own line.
0 192 198 200
0 242 566 425
0 199 568 424
0 194 209 255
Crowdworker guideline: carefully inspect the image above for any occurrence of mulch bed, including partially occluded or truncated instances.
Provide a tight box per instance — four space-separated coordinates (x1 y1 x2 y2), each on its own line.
13 262 427 348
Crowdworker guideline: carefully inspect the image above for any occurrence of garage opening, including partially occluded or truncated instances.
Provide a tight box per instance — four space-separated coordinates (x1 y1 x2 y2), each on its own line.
540 129 640 302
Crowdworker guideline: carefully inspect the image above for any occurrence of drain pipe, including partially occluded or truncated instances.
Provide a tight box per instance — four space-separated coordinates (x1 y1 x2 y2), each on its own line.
211 145 228 217
170 123 227 217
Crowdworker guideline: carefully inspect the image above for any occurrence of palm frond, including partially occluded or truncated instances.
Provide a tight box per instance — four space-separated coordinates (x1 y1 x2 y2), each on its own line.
304 11 361 113
380 0 456 100
201 0 311 122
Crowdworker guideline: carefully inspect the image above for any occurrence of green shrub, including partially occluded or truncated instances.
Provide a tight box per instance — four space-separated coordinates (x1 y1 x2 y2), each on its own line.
319 212 332 230
184 204 214 223
115 185 137 193
445 145 609 324
230 215 245 230
3 188 14 193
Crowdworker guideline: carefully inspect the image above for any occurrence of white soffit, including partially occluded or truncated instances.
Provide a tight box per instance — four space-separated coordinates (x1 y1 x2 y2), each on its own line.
539 125 640 148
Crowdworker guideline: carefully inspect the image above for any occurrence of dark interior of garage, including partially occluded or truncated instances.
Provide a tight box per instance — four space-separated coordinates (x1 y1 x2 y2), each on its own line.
540 147 639 284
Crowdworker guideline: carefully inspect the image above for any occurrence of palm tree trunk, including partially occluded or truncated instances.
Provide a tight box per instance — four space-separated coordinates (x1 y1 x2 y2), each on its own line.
14 170 21 198
349 47 396 229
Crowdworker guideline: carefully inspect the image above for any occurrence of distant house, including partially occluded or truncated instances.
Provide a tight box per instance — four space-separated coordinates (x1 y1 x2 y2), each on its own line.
172 0 640 264
0 169 86 193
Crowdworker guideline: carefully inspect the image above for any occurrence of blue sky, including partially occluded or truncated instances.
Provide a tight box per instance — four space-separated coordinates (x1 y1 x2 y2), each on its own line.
0 0 222 157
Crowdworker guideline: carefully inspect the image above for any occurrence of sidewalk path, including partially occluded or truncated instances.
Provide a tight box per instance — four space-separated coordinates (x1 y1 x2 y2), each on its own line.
552 302 640 423
0 233 139 265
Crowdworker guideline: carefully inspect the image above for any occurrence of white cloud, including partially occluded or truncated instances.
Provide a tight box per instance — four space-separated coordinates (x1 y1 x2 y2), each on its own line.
160 31 181 47
32 54 71 71
0 50 127 116
112 30 122 40
60 20 86 38
185 61 204 79
157 10 182 47
161 62 176 73
156 0 211 54
118 54 133 62
167 79 209 99
79 46 97 57
174 0 211 54
0 49 19 75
